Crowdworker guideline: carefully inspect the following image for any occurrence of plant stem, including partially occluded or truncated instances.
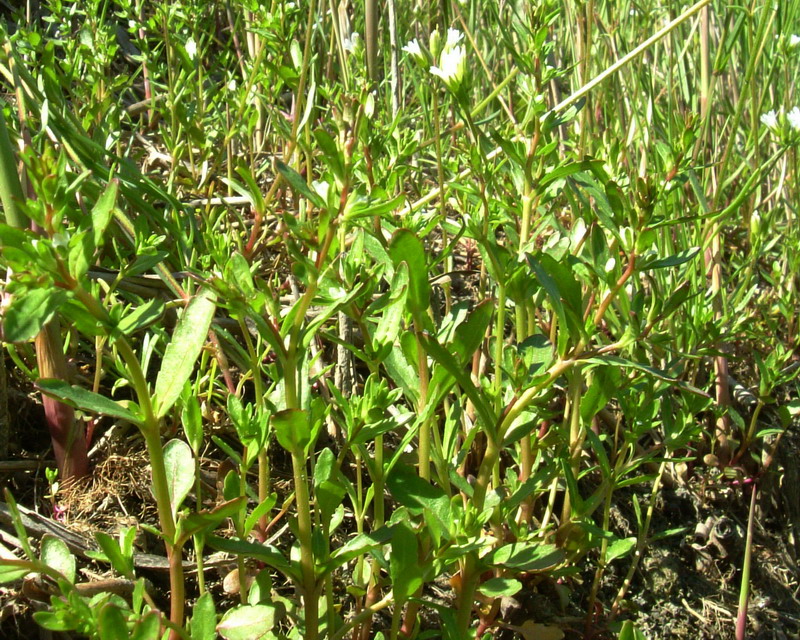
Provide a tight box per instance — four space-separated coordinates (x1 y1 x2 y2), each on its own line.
291 450 319 640
735 482 758 640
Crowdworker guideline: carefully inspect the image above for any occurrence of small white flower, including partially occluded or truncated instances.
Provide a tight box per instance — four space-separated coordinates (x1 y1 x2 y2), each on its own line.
185 37 197 60
403 38 422 57
445 28 463 51
430 44 466 93
760 110 779 131
343 31 360 53
790 34 800 49
787 106 800 131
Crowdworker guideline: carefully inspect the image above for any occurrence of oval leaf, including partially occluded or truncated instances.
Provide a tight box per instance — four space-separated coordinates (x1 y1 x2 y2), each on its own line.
217 604 277 640
163 439 194 518
98 602 129 640
40 534 75 583
477 577 522 598
485 542 565 573
191 592 217 640
272 409 311 454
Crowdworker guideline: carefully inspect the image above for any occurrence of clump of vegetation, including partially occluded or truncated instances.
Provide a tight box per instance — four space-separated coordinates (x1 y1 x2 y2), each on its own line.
0 1 798 639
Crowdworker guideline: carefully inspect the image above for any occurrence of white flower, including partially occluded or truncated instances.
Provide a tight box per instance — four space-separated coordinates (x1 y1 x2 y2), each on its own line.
185 37 197 60
430 44 466 93
403 38 429 67
445 28 463 51
790 34 800 49
343 31 360 53
760 110 779 131
788 106 800 131
403 38 422 57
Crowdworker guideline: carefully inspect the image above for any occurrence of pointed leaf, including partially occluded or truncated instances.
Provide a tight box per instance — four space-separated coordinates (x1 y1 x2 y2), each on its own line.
275 160 325 209
206 536 296 581
37 379 139 423
389 230 430 316
92 179 118 248
155 288 217 418
94 531 134 578
606 537 637 563
420 333 497 434
390 521 421 604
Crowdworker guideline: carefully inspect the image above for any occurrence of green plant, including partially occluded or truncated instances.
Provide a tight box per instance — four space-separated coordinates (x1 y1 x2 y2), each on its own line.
0 0 798 638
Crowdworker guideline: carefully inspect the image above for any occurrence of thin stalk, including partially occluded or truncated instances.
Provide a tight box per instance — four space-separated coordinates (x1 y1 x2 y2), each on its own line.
735 483 758 640
561 369 584 523
610 454 670 618
365 0 378 84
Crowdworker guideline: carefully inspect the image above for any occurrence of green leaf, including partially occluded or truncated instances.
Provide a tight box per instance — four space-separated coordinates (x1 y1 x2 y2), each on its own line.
527 253 583 342
94 531 134 578
163 439 195 519
37 379 139 423
34 609 78 631
605 537 637 564
117 298 165 336
68 230 93 281
643 247 700 270
155 288 217 418
374 263 408 348
0 558 33 583
485 542 565 572
243 494 277 536
2 489 34 559
191 592 217 640
451 300 494 364
323 527 394 572
272 409 311 454
389 230 430 316
618 620 648 640
3 287 67 343
420 333 497 434
98 602 129 640
275 160 325 209
314 129 344 181
206 536 297 581
217 604 278 640
181 389 204 454
179 497 248 543
314 448 346 528
477 577 522 598
390 521 422 604
386 463 450 533
130 612 160 640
